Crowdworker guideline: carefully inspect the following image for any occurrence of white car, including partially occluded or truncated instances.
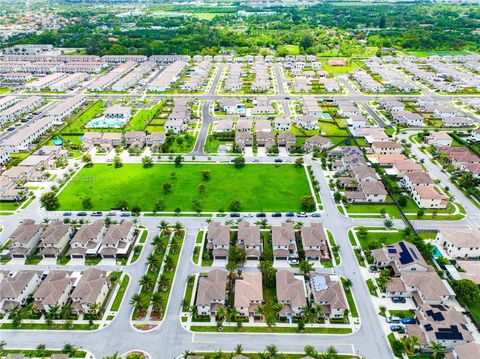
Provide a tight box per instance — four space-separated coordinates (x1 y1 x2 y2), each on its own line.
288 258 299 265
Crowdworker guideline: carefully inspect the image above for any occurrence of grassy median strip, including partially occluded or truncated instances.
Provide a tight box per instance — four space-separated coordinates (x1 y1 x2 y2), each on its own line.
190 326 352 334
111 274 130 312
341 278 358 318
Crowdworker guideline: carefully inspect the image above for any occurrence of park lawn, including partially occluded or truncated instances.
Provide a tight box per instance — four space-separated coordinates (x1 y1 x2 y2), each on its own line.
345 203 402 219
284 45 300 55
190 12 218 20
318 121 350 137
57 164 312 212
126 102 163 131
355 230 406 250
322 62 359 75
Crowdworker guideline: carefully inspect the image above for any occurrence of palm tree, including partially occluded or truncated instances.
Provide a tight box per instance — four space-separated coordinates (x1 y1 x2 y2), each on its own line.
401 335 419 356
343 278 352 289
174 221 183 237
265 344 278 358
158 276 169 291
139 274 153 290
146 253 160 270
314 303 324 320
234 344 243 354
304 345 318 358
319 346 339 359
129 293 141 308
151 235 162 247
428 342 446 359
182 350 192 359
23 301 35 318
216 305 227 323
299 259 314 277
47 304 60 320
255 304 264 318
88 303 101 319
158 220 169 232
60 303 74 319
0 340 6 351
187 305 197 318
229 307 238 322
102 353 119 359
150 291 163 315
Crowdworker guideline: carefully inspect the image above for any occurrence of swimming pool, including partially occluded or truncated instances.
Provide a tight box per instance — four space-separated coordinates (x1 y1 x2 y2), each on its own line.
322 113 332 120
52 137 63 146
86 117 126 128
432 245 443 259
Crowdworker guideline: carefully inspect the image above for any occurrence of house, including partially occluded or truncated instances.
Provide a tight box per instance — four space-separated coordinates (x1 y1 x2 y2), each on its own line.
301 223 329 261
164 119 187 134
38 221 74 258
235 132 253 150
69 220 106 258
0 270 42 313
309 274 347 319
124 131 146 148
206 222 230 260
32 270 75 312
442 117 473 128
145 132 166 148
272 222 298 261
406 304 473 349
436 228 480 259
256 131 275 148
425 132 452 147
345 180 387 203
212 119 234 133
195 269 228 317
470 130 480 142
449 342 480 359
303 136 331 152
234 271 264 317
237 220 262 260
236 119 253 133
70 268 110 314
392 160 423 177
276 270 307 318
8 219 44 258
274 117 291 131
277 132 296 150
372 241 430 273
403 172 435 191
411 185 448 209
296 115 318 130
98 220 135 258
371 141 403 155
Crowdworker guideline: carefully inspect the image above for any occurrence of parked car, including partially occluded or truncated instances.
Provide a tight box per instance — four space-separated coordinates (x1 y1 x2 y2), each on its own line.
256 212 266 218
390 325 405 332
288 258 299 265
272 212 282 217
391 297 406 304
244 213 253 218
274 159 283 163
252 159 260 163
401 318 416 325
311 213 321 217
368 265 378 273
296 212 308 217
120 212 131 217
91 211 103 217
386 316 401 324
230 212 240 217
107 212 117 216
285 212 295 217
63 212 72 216
77 212 87 217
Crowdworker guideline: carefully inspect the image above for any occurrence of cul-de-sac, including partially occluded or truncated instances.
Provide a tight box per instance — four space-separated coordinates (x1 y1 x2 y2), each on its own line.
0 1 479 359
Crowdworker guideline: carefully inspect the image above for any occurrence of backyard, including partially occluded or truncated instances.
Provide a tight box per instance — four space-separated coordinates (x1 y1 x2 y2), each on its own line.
56 164 312 212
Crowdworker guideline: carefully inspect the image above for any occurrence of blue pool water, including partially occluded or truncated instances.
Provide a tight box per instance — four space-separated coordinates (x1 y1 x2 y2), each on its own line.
432 245 443 259
52 137 63 146
322 113 332 120
86 118 126 128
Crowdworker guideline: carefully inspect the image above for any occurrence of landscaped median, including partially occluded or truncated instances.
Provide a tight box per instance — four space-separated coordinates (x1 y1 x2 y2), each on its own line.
55 163 313 213
189 325 352 334
130 223 185 330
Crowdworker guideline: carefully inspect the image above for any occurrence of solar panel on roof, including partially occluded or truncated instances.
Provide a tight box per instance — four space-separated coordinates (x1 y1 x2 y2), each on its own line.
399 241 414 265
435 326 463 340
388 248 397 254
410 248 419 260
424 324 433 332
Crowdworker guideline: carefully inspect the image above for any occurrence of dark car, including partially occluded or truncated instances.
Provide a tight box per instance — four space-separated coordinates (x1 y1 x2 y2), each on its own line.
391 297 406 304
77 212 87 216
272 212 282 217
107 212 117 216
256 212 266 218
401 318 416 325
285 212 295 217
230 212 240 217
311 213 322 217
7 127 15 131
63 212 72 216
274 159 283 163
120 212 131 217
91 211 103 217
390 325 405 332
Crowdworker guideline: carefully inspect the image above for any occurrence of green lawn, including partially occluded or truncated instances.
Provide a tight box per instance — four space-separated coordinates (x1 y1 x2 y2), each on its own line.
190 325 352 334
0 350 86 358
464 299 480 324
389 309 415 318
182 277 195 311
355 230 406 250
110 274 130 311
126 101 163 131
341 278 358 318
57 164 312 212
366 279 378 297
61 100 106 134
191 353 356 359
402 49 468 57
284 45 300 55
322 62 359 75
345 203 402 219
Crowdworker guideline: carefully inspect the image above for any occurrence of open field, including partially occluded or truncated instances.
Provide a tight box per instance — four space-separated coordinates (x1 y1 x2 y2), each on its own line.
57 164 311 212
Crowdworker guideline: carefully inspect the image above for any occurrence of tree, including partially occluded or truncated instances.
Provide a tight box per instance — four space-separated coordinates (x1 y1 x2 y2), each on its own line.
82 197 93 210
154 199 166 213
36 344 47 357
451 279 480 303
295 158 304 167
299 259 314 277
117 199 128 210
380 207 386 217
216 305 227 323
304 345 318 358
235 344 243 354
357 226 368 238
417 208 425 218
201 170 211 180
265 344 278 358
40 191 59 210
139 274 153 290
343 278 352 289
397 195 408 207
142 156 153 168
163 182 172 193
230 200 241 212
232 156 245 168
258 260 277 288
150 291 164 315
428 342 445 359
0 340 6 351
384 219 394 229
301 196 315 211
174 155 183 167
334 191 342 203
319 346 339 359
82 153 92 166
130 293 141 307
63 343 78 356
198 184 206 192
401 335 419 356
113 155 122 168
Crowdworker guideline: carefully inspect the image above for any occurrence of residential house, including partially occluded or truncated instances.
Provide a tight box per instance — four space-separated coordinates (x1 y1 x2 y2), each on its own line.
38 221 74 258
303 136 331 152
237 220 262 260
277 132 296 150
403 172 435 191
411 185 448 209
234 271 264 317
309 274 347 319
301 223 330 261
8 219 44 258
0 270 42 313
32 270 75 312
436 229 480 259
195 269 228 317
98 220 135 258
276 270 307 319
69 220 106 258
70 268 110 314
425 132 452 147
272 222 298 261
206 222 230 260
371 141 403 155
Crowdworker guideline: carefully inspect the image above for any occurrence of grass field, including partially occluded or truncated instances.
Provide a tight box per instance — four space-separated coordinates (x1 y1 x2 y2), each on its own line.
57 164 311 212
402 49 468 57
355 229 406 250
284 45 300 55
322 62 359 75
61 100 106 134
